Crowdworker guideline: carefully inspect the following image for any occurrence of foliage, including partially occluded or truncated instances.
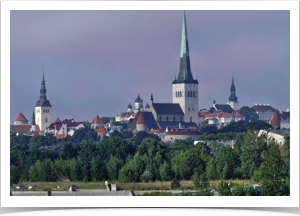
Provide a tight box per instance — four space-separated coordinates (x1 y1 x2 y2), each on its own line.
239 106 259 122
101 117 112 124
218 180 232 196
209 107 216 114
110 130 123 139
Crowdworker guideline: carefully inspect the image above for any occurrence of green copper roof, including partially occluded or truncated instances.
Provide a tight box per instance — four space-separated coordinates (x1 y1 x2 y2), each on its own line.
180 11 189 58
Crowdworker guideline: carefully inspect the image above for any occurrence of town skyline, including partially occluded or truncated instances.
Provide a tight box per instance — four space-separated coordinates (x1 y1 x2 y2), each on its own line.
10 10 290 124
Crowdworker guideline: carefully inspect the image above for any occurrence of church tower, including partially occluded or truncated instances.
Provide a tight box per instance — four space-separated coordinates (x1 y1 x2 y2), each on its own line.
227 76 239 110
35 69 52 131
172 11 199 125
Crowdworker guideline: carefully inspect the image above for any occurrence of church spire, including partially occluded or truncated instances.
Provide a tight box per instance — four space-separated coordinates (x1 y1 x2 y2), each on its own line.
173 11 198 84
229 75 238 102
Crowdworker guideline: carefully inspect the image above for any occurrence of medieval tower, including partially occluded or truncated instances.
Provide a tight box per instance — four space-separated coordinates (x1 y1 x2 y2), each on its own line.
172 11 199 125
35 69 52 131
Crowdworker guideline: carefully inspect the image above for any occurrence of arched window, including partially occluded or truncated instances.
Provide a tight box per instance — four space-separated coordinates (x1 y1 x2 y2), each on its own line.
166 117 168 122
176 92 178 97
173 116 175 121
188 91 190 97
190 117 192 122
188 107 190 111
193 91 195 97
190 91 193 97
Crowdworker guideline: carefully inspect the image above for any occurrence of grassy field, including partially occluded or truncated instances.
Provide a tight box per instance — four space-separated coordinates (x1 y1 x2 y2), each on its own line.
15 179 260 191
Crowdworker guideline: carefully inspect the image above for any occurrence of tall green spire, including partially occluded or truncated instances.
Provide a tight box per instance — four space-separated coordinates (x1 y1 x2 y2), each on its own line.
180 10 189 58
173 11 198 84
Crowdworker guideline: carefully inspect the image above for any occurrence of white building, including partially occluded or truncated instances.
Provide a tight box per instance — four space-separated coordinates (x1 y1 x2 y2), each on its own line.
251 104 276 123
258 129 290 145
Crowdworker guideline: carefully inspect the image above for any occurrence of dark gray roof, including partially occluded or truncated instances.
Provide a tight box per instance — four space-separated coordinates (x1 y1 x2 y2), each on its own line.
35 99 52 107
127 103 132 109
157 121 199 130
127 112 160 131
229 94 238 102
145 103 150 109
270 130 290 136
282 111 290 119
135 94 142 103
214 104 231 111
152 103 184 115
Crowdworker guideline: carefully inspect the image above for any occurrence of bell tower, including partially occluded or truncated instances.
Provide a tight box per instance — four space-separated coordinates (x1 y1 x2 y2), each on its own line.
35 67 52 131
172 11 199 125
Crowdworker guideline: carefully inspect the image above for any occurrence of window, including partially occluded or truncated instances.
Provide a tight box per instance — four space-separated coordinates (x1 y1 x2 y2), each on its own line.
188 107 190 111
190 117 192 122
166 117 168 122
193 91 195 97
188 92 190 97
159 116 161 121
192 108 194 111
173 116 175 121
176 92 178 97
45 118 48 123
38 118 39 123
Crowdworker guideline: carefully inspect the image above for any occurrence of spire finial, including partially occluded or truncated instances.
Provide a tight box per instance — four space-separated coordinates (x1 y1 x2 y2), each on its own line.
42 65 45 81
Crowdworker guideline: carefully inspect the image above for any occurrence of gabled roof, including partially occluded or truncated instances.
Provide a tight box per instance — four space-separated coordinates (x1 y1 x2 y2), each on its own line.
10 125 31 132
91 115 104 124
152 103 184 115
251 105 276 112
97 125 107 133
55 117 61 123
281 111 290 119
15 112 28 122
56 134 66 138
157 121 199 130
136 112 147 125
214 104 232 111
127 112 159 131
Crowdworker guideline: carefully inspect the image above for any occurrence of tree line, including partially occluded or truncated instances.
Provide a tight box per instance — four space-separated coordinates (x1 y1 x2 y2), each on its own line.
10 126 289 195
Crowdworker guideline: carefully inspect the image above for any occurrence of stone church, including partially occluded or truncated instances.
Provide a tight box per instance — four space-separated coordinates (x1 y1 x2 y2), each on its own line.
128 11 200 131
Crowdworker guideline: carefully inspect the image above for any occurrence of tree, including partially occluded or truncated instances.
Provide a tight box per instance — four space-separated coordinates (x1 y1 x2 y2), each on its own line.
101 117 112 124
240 127 268 179
239 106 259 122
121 129 133 139
206 157 218 181
91 156 106 182
171 138 194 152
201 125 218 135
159 161 171 181
110 130 123 139
106 156 122 181
260 144 286 195
209 107 216 114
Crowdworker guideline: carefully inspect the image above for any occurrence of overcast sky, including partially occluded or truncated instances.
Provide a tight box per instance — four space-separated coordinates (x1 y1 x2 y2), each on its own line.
10 10 290 123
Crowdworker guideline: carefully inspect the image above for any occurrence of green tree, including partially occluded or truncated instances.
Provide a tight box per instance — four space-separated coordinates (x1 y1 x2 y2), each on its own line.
91 156 106 182
159 161 171 181
110 130 123 139
239 106 259 122
240 127 268 179
206 157 218 181
106 156 122 181
209 107 216 114
10 165 20 184
261 144 286 196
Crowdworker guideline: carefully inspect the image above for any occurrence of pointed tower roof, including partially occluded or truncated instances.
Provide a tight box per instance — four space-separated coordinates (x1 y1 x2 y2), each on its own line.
97 125 107 133
55 117 61 123
127 102 132 109
173 11 198 84
136 112 147 125
145 103 150 109
230 76 236 92
135 93 142 103
31 110 36 125
271 110 280 127
15 112 28 122
91 115 104 124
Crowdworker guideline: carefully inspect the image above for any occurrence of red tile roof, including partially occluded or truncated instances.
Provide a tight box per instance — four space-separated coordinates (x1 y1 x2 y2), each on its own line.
148 129 165 134
14 112 28 122
219 125 226 130
136 112 147 125
97 125 107 133
10 125 31 132
27 131 40 136
55 118 61 123
271 110 280 127
131 113 138 118
251 105 276 112
91 115 104 124
36 125 40 132
56 134 66 138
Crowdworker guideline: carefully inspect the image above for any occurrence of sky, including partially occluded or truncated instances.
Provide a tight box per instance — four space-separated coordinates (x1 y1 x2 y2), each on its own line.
10 10 290 123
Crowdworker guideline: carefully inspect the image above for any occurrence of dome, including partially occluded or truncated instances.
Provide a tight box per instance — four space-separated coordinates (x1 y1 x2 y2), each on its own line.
135 94 142 103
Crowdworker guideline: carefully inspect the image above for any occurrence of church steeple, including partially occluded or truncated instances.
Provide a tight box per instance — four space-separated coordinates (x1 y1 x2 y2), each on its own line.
173 11 198 84
229 76 238 102
35 67 52 107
